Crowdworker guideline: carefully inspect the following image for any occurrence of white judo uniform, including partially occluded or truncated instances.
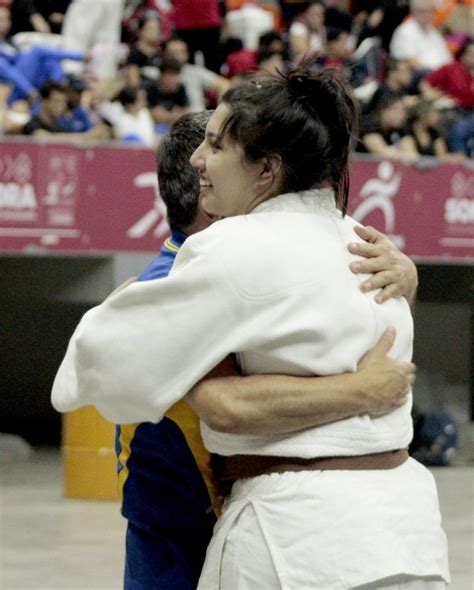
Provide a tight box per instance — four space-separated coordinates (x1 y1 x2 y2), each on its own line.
52 190 449 589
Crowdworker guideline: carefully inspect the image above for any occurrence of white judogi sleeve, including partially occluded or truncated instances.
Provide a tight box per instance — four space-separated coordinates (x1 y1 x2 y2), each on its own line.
51 222 282 424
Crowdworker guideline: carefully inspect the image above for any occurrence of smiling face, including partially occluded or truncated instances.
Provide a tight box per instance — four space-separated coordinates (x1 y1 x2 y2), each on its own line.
189 103 266 218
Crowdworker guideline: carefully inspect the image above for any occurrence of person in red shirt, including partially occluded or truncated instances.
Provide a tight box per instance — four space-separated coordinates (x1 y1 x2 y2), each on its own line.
421 38 474 109
421 39 474 156
172 0 223 73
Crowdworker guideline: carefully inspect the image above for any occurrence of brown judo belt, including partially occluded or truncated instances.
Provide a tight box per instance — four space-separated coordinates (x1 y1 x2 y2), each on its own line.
217 449 409 481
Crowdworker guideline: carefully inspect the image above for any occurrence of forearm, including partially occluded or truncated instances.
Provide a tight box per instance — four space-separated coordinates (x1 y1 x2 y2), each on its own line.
188 372 371 435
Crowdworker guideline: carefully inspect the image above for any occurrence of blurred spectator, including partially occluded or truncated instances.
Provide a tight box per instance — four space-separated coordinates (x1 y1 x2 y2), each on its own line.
420 38 474 157
256 47 284 76
162 36 230 111
22 79 111 141
317 26 352 71
389 0 452 76
357 92 419 161
259 30 287 56
61 0 123 79
408 99 466 160
355 0 410 53
324 0 353 33
225 3 274 51
99 85 157 147
9 0 53 36
22 80 67 134
224 30 287 79
225 38 257 78
57 75 93 132
172 0 222 73
447 111 474 157
124 10 162 87
145 56 189 126
420 39 474 110
122 0 173 45
37 0 70 35
367 58 414 111
0 5 86 104
288 1 326 64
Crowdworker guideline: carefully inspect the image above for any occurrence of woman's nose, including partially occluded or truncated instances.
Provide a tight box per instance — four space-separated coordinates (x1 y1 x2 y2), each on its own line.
190 143 204 169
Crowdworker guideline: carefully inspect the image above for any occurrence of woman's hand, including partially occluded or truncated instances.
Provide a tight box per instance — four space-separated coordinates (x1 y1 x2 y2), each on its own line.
348 225 418 306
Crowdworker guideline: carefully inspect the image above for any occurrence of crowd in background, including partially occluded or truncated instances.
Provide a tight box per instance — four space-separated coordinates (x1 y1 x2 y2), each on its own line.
0 0 472 159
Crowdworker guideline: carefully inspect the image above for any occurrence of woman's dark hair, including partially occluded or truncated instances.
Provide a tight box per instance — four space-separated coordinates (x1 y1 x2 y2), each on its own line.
219 67 359 214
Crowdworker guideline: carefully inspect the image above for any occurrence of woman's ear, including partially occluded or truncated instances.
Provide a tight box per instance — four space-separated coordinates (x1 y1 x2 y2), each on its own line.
256 154 283 188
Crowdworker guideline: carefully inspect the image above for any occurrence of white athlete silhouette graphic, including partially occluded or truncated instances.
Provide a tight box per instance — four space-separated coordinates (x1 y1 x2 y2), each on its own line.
352 161 402 233
126 172 169 239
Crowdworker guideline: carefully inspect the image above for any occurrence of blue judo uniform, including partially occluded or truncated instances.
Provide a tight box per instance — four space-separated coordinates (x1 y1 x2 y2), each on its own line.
115 229 217 590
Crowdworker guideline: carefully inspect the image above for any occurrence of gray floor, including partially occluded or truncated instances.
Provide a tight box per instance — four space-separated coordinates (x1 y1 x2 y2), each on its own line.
1 444 473 590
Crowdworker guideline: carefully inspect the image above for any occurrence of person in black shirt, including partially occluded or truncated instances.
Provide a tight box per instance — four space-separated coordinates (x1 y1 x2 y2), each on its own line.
145 57 189 127
358 92 418 161
125 10 162 87
22 81 68 135
365 58 415 114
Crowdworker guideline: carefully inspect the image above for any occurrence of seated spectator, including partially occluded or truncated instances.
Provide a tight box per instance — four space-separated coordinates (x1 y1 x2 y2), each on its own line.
22 80 68 134
145 56 189 126
225 31 287 79
256 47 284 76
357 92 419 161
447 111 474 157
389 0 452 78
162 36 230 111
122 0 173 45
0 6 86 104
367 58 414 112
225 38 257 78
324 0 353 33
258 30 287 56
22 79 111 140
99 85 157 147
124 10 162 87
9 0 54 36
317 26 352 71
0 79 31 133
420 38 474 157
408 99 466 160
288 0 326 64
420 39 474 110
57 74 94 132
354 0 410 53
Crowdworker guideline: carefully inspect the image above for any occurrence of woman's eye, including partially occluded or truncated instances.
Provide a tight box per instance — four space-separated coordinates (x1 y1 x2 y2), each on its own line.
210 142 221 152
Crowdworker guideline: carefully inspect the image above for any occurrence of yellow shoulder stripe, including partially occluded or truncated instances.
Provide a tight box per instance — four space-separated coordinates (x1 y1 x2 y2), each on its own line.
117 423 139 500
164 239 180 253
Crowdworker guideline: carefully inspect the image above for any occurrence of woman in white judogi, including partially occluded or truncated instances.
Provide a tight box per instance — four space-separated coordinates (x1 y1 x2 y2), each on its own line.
52 68 449 589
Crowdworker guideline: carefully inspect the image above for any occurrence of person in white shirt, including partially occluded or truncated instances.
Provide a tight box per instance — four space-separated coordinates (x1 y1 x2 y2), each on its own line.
99 85 157 147
162 36 230 111
52 68 449 589
389 0 452 75
288 0 326 64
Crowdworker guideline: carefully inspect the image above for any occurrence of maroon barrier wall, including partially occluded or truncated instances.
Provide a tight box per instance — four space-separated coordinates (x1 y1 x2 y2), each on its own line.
0 141 473 262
